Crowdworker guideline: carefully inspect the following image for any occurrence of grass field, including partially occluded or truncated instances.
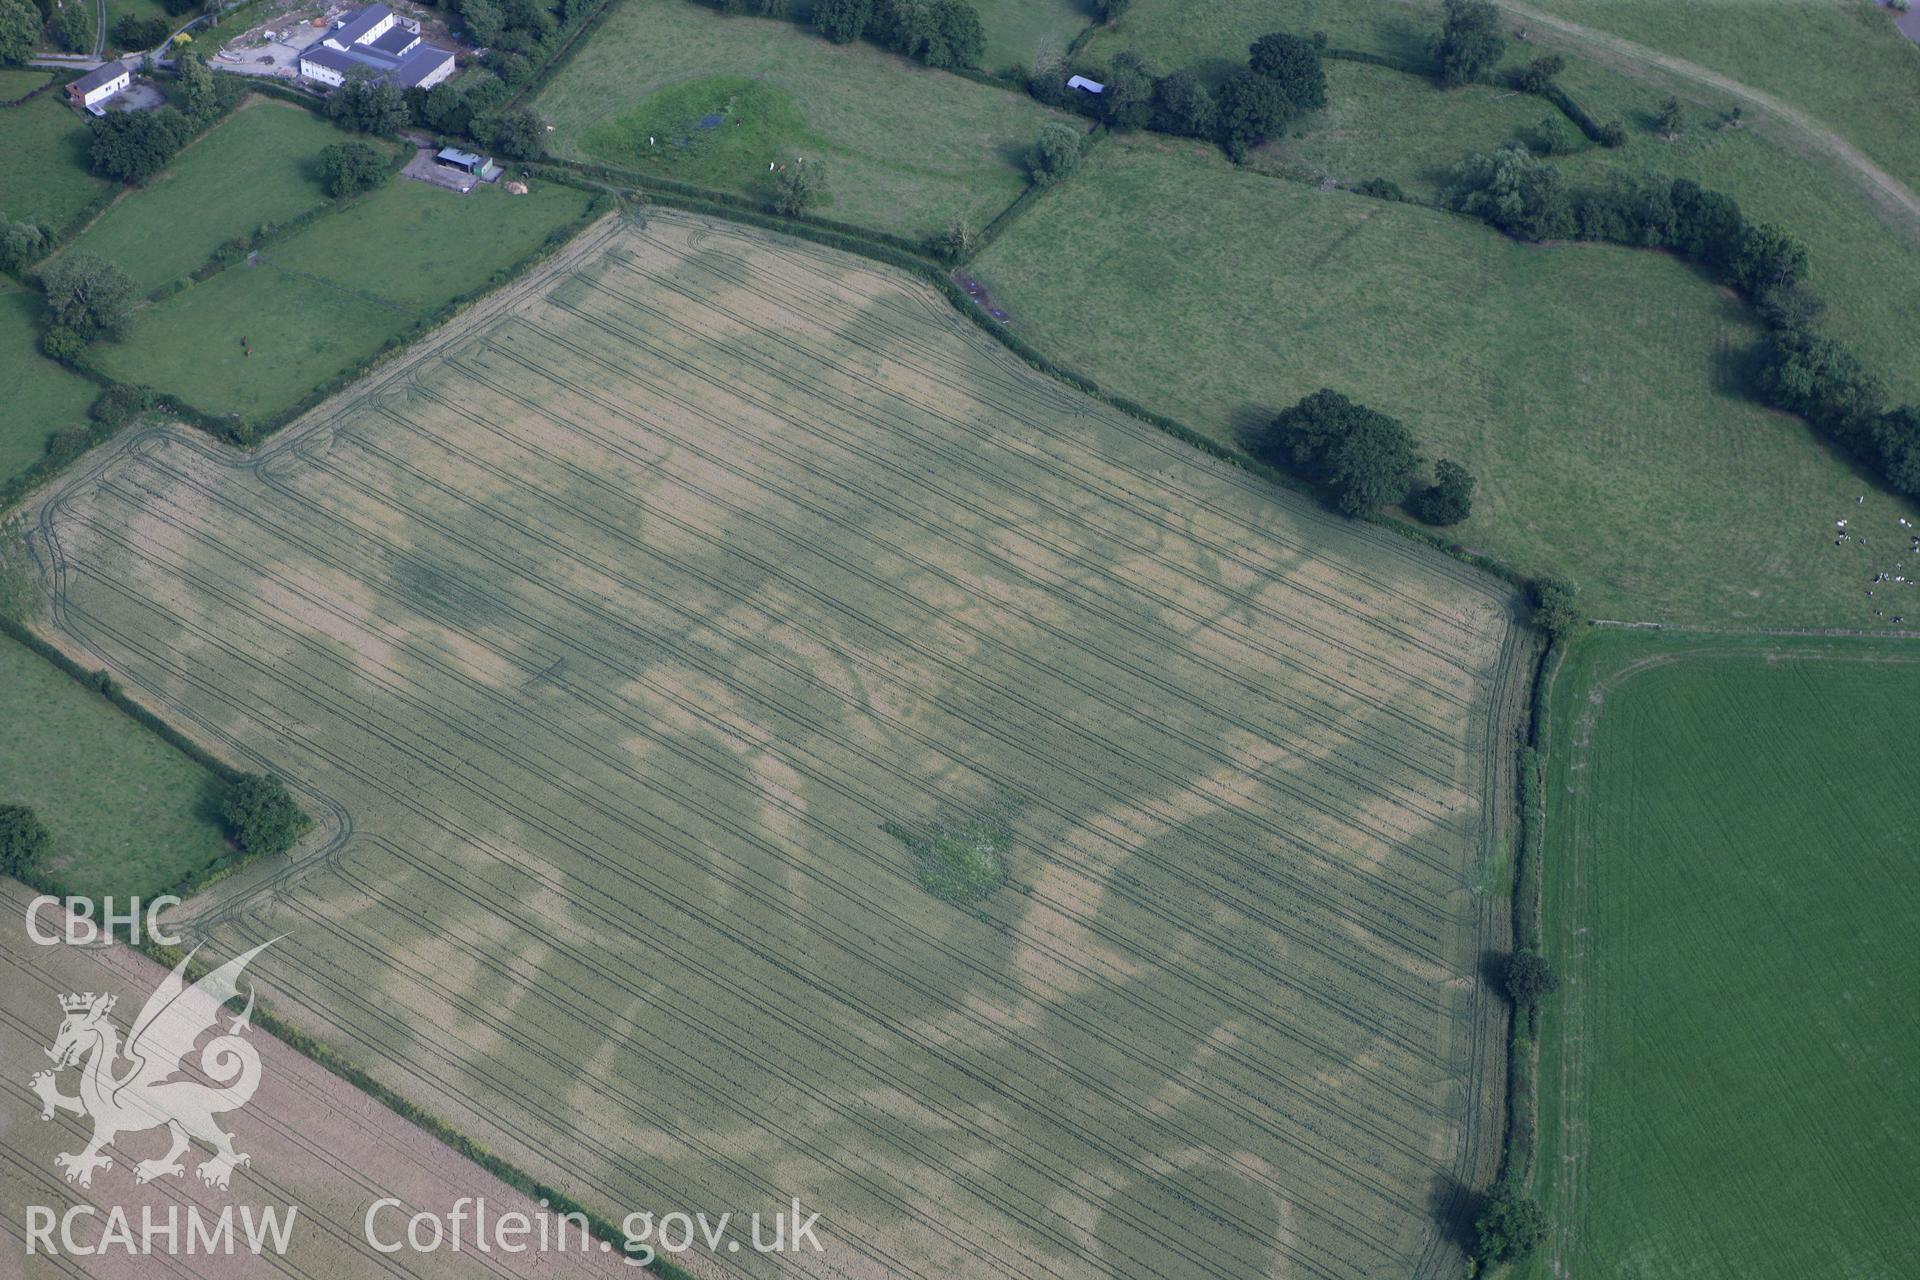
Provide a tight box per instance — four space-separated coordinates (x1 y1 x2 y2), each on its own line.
971 136 1920 627
1251 60 1555 198
0 67 51 102
1528 630 1920 1280
26 210 1521 1280
1080 0 1436 79
0 96 112 231
532 0 1073 240
90 179 593 423
0 633 231 898
1518 0 1920 190
0 286 97 486
970 0 1093 77
61 99 367 297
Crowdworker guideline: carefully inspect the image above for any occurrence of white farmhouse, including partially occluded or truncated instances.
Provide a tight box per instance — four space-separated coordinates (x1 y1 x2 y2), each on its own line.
66 63 132 114
297 4 456 91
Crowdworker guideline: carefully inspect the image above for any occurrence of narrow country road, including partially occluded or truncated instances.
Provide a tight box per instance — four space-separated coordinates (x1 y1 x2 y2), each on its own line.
1495 0 1920 231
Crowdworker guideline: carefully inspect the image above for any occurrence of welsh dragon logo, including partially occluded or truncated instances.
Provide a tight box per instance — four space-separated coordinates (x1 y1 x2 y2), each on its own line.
30 942 274 1191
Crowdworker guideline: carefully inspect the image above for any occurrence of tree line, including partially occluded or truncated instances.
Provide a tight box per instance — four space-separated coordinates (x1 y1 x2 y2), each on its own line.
1442 146 1919 501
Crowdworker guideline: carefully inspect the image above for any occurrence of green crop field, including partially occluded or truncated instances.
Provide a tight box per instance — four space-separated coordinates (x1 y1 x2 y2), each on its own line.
0 286 96 486
90 179 594 423
0 632 232 898
1528 630 1920 1280
0 97 112 232
61 99 370 297
971 136 1920 627
532 0 1073 240
1518 0 1920 190
24 210 1522 1280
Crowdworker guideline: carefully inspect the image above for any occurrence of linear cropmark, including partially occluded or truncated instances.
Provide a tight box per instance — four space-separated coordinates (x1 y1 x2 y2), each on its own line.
24 211 1520 1279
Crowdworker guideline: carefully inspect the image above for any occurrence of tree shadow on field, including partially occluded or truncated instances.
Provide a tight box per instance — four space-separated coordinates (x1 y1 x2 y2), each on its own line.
1427 1171 1483 1258
1230 403 1273 455
1478 946 1511 992
1714 331 1768 402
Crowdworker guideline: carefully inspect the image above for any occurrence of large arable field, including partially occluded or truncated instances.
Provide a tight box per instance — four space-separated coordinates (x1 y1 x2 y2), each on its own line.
61 98 372 298
0 632 231 898
1527 630 1920 1280
89 179 594 423
27 211 1522 1280
531 0 1073 240
971 135 1920 627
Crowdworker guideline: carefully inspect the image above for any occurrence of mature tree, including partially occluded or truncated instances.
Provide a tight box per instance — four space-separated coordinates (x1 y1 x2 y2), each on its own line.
770 159 828 214
40 252 137 340
109 12 169 49
50 2 93 52
0 215 48 272
930 215 975 261
326 71 409 135
1512 53 1565 94
481 106 545 159
1214 68 1292 162
172 45 220 124
1268 389 1420 518
1504 949 1559 1008
1094 0 1129 20
1100 49 1154 130
1669 179 1746 274
0 0 37 65
1435 0 1504 87
1247 30 1326 113
1474 1188 1549 1264
1598 118 1626 147
1872 406 1920 498
1445 142 1571 240
923 0 984 68
1413 458 1475 525
457 0 505 45
221 774 310 857
1150 68 1215 138
1526 112 1576 155
1026 120 1082 186
1724 220 1807 296
89 383 151 429
1655 93 1683 138
318 140 391 197
811 0 871 42
1529 575 1582 641
0 803 49 876
1756 325 1886 449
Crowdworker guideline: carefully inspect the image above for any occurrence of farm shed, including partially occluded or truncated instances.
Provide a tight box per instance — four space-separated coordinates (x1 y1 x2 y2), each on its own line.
435 147 499 181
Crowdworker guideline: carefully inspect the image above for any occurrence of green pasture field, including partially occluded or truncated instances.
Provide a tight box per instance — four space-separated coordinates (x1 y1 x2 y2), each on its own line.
1528 629 1920 1280
62 99 360 297
1079 0 1437 80
1547 85 1920 403
1518 0 1920 190
1252 60 1553 198
0 633 232 898
0 97 112 231
0 287 96 486
0 68 51 102
971 136 1920 628
25 210 1522 1280
970 0 1093 77
532 0 1073 240
0 286 95 483
91 179 593 422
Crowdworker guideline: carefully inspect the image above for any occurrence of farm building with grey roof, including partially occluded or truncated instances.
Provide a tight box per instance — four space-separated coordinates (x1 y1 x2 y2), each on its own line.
298 4 456 91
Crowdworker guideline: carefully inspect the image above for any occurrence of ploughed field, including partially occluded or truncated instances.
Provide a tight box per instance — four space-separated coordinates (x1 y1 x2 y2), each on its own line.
24 212 1517 1280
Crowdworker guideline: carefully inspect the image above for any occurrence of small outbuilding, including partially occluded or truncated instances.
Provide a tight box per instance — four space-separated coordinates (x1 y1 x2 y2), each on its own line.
67 63 132 114
435 147 499 181
1066 75 1104 94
